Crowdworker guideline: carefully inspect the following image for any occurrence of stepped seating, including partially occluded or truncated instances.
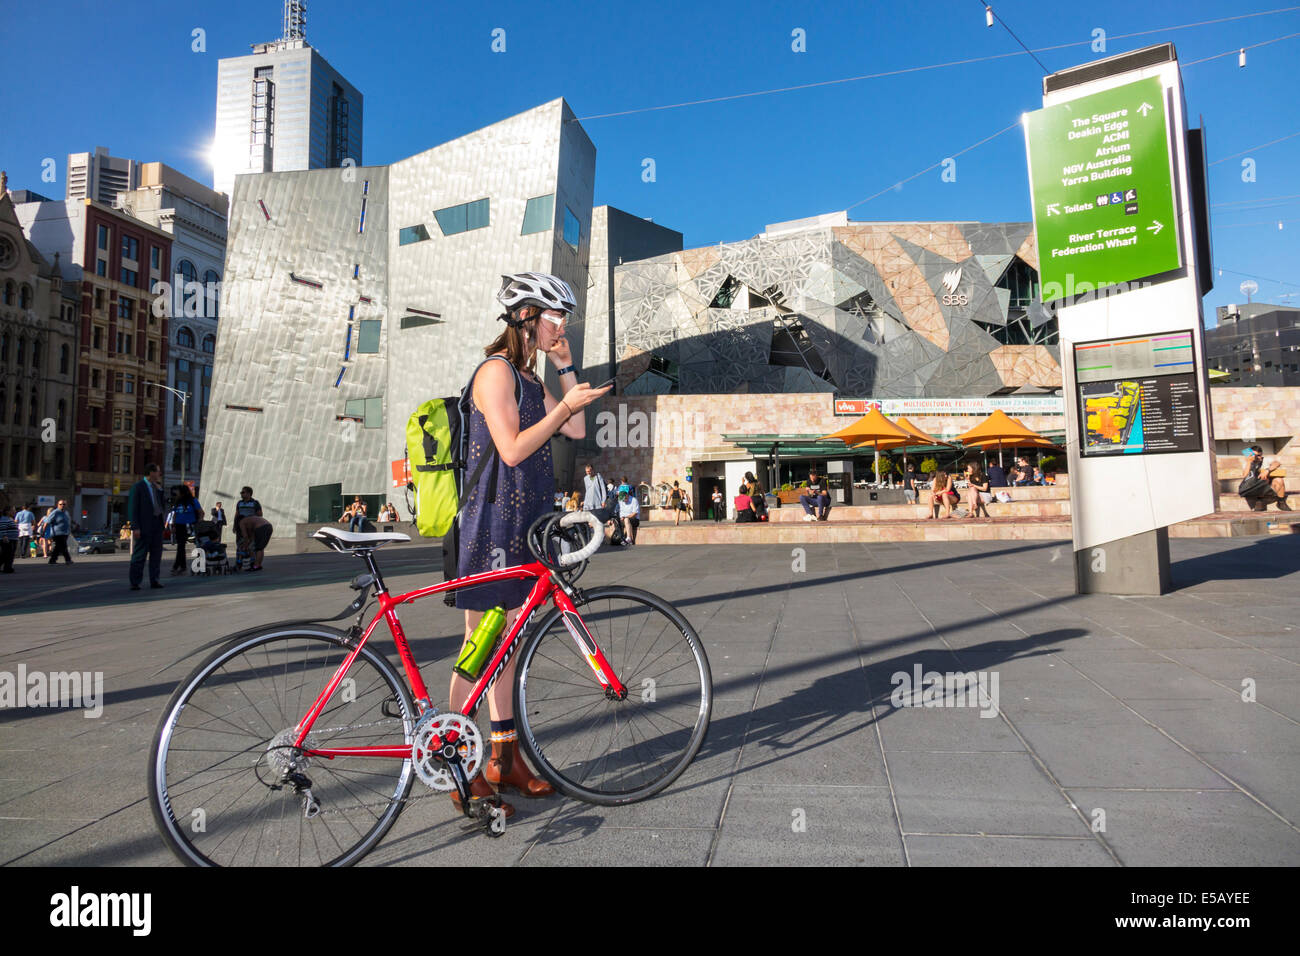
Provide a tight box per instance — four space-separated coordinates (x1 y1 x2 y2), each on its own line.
639 471 1300 543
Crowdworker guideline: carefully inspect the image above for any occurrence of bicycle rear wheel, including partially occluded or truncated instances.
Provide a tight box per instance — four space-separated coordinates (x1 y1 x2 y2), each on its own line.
148 625 416 866
515 586 711 806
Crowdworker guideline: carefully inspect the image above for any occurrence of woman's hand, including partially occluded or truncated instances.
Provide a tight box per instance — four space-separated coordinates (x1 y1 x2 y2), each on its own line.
560 381 611 415
542 334 573 368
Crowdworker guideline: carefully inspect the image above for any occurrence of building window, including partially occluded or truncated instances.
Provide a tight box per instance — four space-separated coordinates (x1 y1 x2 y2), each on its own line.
94 288 105 311
433 198 490 236
91 368 101 389
2 281 12 305
563 207 581 248
344 396 383 428
399 224 431 245
96 259 107 277
11 387 20 424
113 408 123 432
58 399 66 431
60 344 70 374
28 393 37 427
31 339 40 369
19 284 32 309
93 326 103 350
521 194 555 236
120 267 138 287
205 270 220 320
178 259 198 288
118 296 134 321
97 225 109 250
151 246 161 269
54 447 64 478
0 330 7 362
148 340 157 362
177 327 195 349
357 320 381 353
16 337 24 366
202 334 215 354
121 235 139 261
124 373 134 394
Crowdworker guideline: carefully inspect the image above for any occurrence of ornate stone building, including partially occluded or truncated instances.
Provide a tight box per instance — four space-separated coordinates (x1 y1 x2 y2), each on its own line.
0 174 79 513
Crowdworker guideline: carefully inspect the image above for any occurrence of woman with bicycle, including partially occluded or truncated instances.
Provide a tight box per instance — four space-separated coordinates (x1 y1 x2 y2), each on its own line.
450 272 609 816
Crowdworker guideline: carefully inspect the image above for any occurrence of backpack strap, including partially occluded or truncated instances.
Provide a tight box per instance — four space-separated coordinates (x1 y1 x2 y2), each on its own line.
460 355 524 508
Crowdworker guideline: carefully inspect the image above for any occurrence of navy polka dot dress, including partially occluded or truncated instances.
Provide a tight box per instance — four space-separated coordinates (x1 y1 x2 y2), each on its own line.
455 356 555 611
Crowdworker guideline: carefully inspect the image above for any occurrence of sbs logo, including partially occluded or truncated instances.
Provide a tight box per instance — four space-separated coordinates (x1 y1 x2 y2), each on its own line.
940 267 968 307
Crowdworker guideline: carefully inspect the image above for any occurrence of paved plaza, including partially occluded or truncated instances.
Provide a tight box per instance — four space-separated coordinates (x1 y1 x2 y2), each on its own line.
1 531 1297 867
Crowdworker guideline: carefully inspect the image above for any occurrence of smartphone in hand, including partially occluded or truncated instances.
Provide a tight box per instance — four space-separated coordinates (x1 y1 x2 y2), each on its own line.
594 378 616 392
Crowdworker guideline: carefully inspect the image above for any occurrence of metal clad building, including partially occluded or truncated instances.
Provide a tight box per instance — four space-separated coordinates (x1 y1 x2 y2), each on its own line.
201 98 595 533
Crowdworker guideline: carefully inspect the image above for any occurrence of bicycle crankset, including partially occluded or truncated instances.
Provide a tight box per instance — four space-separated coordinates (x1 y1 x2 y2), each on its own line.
411 712 484 791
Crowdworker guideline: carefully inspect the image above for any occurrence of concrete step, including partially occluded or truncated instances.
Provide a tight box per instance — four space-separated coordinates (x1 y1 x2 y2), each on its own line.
1218 492 1294 512
632 512 1275 545
769 499 1072 521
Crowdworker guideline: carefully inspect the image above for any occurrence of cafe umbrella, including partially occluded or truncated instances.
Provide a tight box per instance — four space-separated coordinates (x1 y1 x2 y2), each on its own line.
955 409 1054 466
818 407 912 485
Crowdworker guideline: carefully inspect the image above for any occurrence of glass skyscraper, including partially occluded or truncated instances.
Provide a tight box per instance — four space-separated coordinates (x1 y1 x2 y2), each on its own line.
212 33 362 198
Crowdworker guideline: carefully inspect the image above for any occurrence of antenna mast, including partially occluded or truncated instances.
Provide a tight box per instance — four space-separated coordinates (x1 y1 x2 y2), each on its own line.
283 0 306 41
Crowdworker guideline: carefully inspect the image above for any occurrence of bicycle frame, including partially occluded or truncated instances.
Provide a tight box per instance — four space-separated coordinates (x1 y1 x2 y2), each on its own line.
291 556 627 760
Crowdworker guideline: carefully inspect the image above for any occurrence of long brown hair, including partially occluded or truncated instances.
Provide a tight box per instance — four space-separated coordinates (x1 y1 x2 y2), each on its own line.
484 305 542 373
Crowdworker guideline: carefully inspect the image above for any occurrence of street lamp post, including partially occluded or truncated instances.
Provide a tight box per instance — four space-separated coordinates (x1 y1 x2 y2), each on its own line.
144 381 189 489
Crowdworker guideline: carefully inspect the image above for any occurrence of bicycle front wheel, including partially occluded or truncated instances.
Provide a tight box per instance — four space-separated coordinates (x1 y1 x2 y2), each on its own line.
515 586 711 806
148 625 416 866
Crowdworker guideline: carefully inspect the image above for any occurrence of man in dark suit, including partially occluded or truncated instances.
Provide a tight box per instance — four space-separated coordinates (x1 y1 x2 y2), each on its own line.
128 463 167 591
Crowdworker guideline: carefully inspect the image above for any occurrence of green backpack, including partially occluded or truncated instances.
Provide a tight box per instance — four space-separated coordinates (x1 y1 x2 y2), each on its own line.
405 356 523 538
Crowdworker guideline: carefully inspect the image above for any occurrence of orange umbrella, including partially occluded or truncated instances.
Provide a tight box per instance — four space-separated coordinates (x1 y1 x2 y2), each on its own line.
819 407 912 445
956 409 1052 466
820 407 912 486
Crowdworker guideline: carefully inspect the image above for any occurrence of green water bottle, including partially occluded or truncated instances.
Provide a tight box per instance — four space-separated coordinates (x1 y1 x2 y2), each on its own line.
455 606 506 680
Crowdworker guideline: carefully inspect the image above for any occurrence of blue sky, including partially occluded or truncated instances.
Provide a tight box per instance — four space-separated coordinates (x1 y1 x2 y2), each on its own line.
3 0 1297 321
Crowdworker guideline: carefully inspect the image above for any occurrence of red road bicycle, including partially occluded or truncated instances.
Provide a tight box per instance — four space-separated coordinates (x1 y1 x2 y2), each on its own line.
147 511 712 866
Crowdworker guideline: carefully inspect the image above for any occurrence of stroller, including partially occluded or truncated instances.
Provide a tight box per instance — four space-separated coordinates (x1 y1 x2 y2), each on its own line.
191 519 231 575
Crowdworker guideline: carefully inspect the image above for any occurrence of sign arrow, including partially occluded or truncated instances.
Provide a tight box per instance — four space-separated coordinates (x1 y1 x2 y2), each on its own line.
1046 202 1060 216
1147 220 1164 235
1137 102 1154 116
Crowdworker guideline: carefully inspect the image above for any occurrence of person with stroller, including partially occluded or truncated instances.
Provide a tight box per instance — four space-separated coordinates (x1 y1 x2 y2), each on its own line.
169 485 204 575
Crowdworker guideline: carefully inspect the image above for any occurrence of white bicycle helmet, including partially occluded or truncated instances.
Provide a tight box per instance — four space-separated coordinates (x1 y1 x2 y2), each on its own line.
496 272 577 318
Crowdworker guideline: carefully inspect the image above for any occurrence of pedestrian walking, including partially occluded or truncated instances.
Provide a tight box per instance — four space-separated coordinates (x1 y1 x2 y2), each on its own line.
46 500 73 564
128 463 167 591
711 485 723 521
0 506 18 573
14 504 34 559
35 507 53 558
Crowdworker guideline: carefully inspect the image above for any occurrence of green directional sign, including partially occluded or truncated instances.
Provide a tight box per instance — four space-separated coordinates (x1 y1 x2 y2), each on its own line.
1025 76 1182 303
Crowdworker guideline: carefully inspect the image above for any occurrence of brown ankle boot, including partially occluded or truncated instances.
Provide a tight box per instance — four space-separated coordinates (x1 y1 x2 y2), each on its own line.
485 738 555 797
450 772 515 818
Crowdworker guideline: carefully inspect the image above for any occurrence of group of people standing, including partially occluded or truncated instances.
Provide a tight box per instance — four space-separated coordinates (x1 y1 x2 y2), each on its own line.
125 465 271 590
0 501 74 568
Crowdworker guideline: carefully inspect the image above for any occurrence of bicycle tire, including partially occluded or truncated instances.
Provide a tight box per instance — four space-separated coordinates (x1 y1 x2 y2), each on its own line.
515 586 711 806
148 624 416 867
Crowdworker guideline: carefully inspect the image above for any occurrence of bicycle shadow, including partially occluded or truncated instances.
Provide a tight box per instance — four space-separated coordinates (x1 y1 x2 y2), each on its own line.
682 627 1089 793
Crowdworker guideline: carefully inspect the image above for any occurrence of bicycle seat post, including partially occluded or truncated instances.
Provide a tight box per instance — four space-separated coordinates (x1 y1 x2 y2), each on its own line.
361 550 388 595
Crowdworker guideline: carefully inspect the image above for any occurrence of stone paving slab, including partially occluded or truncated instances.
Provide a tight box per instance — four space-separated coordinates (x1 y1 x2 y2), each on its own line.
1 536 1297 866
